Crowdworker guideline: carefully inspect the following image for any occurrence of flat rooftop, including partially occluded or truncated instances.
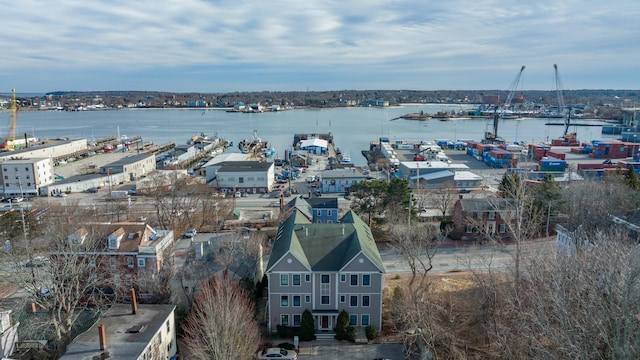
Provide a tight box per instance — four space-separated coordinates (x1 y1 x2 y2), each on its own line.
61 304 175 360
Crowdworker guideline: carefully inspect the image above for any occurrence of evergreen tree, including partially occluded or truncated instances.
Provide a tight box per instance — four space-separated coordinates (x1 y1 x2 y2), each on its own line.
498 172 521 198
300 309 315 341
335 310 350 340
624 166 640 190
385 178 412 207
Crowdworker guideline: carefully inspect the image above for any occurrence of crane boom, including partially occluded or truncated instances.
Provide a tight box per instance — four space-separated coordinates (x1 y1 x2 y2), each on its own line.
502 65 526 114
5 88 17 151
553 64 573 136
484 66 525 143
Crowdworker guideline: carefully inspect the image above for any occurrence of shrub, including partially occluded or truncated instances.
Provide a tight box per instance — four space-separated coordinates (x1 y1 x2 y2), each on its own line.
345 326 356 342
365 325 378 341
276 325 295 338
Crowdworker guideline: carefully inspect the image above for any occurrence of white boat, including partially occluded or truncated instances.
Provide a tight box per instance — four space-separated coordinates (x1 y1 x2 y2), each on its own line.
339 152 352 164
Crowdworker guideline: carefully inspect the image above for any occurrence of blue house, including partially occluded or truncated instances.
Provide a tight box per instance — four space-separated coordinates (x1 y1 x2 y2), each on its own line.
285 197 339 223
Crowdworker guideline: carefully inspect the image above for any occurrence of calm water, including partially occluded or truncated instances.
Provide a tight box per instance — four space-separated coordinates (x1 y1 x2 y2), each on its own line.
10 105 613 166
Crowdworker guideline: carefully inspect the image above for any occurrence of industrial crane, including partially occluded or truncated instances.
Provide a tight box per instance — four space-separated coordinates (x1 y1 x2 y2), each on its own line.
554 64 577 142
484 65 526 143
4 88 17 151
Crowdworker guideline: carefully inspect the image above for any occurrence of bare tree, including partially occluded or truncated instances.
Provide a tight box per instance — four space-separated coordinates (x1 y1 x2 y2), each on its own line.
388 222 437 285
174 231 264 310
146 171 231 234
0 205 113 354
428 181 458 219
181 275 260 360
484 227 640 359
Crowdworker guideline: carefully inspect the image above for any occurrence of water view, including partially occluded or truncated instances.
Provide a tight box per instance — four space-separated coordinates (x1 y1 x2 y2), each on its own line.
13 105 613 166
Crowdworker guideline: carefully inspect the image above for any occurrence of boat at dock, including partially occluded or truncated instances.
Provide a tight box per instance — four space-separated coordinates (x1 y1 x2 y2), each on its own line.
339 151 352 164
238 130 270 160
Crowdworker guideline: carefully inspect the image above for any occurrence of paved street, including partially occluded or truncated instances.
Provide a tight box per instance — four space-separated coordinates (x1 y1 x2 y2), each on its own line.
297 342 403 360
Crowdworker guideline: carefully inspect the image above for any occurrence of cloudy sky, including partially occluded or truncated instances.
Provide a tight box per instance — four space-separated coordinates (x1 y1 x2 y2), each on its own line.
2 0 638 93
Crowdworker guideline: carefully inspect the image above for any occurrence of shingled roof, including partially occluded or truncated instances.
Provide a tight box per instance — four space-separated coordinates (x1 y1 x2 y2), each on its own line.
266 210 384 273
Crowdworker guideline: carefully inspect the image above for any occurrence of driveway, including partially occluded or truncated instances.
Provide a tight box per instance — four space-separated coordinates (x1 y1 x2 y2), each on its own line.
298 342 403 360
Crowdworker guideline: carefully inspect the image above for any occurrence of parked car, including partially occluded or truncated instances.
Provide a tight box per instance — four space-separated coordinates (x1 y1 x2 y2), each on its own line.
459 189 471 194
85 187 99 193
256 348 297 360
185 228 197 238
128 188 138 196
54 193 67 197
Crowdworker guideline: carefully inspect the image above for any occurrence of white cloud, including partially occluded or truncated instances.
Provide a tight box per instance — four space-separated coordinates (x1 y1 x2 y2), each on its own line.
1 0 639 91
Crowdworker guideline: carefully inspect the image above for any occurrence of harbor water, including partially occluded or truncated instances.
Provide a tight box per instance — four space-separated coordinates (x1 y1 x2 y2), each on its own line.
11 105 614 166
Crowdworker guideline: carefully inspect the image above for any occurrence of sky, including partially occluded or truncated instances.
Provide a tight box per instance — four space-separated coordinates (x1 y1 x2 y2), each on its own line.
1 0 639 93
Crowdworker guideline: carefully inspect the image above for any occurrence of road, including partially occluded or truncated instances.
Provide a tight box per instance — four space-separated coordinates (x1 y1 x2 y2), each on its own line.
378 240 554 274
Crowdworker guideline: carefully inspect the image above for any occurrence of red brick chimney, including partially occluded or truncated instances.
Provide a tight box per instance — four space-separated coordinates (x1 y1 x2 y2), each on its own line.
130 288 138 315
98 324 106 351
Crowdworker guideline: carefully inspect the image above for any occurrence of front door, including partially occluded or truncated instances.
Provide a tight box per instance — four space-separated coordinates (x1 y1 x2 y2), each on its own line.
321 316 329 329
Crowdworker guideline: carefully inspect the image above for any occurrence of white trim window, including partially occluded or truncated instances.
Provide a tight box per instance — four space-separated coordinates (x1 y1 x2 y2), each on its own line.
280 274 289 286
137 258 146 268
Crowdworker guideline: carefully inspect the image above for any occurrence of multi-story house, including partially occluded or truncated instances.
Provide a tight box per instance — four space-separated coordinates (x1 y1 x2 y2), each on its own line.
60 303 177 360
451 197 516 241
266 210 385 338
0 157 54 197
284 197 339 223
63 222 175 299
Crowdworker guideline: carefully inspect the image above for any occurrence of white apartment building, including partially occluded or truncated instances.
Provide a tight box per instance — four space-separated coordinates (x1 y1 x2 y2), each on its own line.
0 157 54 197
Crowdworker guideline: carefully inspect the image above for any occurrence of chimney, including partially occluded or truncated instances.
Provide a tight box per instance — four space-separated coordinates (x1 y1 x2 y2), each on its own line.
98 324 106 351
31 302 37 313
305 227 308 236
130 288 138 315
